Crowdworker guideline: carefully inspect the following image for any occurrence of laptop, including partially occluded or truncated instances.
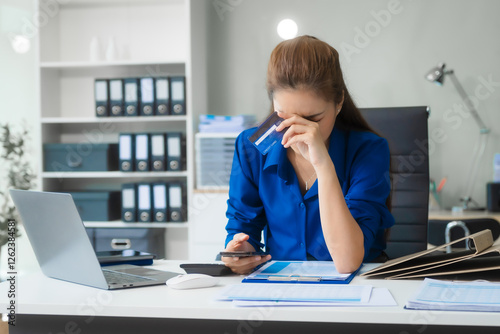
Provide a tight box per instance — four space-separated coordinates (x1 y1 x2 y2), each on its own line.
10 189 178 290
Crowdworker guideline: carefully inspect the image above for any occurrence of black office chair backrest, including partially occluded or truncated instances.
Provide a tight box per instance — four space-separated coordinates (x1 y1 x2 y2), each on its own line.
360 106 430 259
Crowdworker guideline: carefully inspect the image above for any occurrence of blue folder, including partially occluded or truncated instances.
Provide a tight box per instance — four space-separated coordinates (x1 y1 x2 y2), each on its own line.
242 261 362 284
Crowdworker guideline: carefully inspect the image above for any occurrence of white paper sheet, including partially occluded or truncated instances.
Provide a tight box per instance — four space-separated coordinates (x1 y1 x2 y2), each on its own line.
231 287 397 307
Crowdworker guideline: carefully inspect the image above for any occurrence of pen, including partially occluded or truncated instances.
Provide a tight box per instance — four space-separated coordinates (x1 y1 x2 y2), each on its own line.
437 177 447 193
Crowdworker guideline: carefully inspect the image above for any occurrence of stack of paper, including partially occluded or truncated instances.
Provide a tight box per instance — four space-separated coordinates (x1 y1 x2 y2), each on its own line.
406 278 500 312
198 114 256 133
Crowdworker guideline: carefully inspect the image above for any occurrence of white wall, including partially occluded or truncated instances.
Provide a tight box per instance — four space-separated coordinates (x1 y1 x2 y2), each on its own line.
206 0 500 210
0 0 38 156
0 0 39 277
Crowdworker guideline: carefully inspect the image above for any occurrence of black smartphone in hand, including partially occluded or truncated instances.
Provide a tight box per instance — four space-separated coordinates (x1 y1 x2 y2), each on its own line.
219 251 269 258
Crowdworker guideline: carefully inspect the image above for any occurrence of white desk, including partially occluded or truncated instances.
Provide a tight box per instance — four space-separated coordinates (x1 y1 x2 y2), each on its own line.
1 261 500 333
429 210 500 221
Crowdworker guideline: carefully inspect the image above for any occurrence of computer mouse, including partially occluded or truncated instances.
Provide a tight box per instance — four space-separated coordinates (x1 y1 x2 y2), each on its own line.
166 274 220 290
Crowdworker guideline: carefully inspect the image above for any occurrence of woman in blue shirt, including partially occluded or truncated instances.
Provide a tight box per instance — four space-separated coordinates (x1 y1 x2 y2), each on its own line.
222 35 394 274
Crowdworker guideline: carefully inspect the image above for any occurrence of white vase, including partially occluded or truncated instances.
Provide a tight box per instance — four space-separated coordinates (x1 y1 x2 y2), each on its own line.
105 36 117 61
89 37 101 61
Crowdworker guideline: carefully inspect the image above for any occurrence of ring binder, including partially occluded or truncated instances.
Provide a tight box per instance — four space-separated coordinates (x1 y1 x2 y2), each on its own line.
94 79 109 117
140 77 155 116
124 78 139 117
109 79 124 116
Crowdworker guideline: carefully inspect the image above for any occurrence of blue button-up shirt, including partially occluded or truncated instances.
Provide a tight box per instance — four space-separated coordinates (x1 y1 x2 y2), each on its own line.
225 126 395 262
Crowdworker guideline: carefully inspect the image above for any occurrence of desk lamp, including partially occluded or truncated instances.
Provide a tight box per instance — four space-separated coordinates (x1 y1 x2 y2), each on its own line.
425 62 490 210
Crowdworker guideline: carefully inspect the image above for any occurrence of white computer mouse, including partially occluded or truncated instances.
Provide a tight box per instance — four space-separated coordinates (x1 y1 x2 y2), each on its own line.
166 274 220 290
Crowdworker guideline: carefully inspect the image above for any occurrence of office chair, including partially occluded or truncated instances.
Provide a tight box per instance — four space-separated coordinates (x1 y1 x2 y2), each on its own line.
360 106 430 259
428 218 500 251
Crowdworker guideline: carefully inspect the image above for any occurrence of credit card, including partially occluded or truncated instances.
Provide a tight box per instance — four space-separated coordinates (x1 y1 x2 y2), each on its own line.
248 112 286 155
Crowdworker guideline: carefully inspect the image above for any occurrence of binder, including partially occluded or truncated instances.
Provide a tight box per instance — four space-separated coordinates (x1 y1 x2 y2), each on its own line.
118 133 134 172
361 229 500 280
167 182 185 222
139 77 155 116
150 133 166 171
109 79 124 116
154 77 170 116
94 79 109 117
124 78 139 117
137 183 152 222
166 132 183 171
152 183 168 222
170 76 186 115
121 183 137 222
134 133 150 172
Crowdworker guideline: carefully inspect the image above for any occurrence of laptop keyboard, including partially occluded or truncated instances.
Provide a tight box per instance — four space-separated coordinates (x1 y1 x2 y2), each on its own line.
102 269 155 284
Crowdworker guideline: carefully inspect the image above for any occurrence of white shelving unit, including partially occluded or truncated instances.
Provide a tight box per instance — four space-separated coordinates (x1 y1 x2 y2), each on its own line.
36 0 209 259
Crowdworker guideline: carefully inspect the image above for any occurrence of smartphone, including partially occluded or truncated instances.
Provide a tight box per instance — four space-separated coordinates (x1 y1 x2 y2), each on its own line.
219 251 269 258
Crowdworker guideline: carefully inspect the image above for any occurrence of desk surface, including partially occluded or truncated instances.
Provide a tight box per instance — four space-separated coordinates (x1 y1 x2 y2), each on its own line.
1 261 499 329
429 209 500 221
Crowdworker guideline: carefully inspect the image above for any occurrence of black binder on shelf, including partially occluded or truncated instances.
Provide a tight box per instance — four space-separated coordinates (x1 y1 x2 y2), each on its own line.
137 183 152 222
119 133 134 172
167 182 185 222
152 183 168 222
94 79 109 117
124 78 139 117
134 133 150 172
121 183 137 222
166 132 183 171
150 133 166 171
154 77 170 116
109 79 124 117
170 76 186 115
139 77 155 116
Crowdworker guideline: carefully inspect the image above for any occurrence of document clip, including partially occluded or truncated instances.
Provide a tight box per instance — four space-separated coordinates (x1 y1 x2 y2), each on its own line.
267 275 321 282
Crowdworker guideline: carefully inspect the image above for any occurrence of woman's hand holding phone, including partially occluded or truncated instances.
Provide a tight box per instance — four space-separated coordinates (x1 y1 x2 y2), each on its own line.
221 233 271 274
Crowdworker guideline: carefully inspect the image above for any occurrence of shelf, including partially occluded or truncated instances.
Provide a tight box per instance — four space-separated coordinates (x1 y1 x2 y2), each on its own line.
40 60 185 69
84 221 188 228
194 187 230 193
42 171 188 179
35 0 207 260
41 115 188 124
195 132 240 138
58 0 184 8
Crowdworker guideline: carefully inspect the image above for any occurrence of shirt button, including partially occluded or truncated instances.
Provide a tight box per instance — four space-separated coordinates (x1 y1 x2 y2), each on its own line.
300 242 304 247
300 203 305 208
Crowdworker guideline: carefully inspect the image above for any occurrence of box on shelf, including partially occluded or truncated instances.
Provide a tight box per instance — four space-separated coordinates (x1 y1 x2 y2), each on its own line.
70 191 121 222
43 143 119 172
195 133 237 189
91 228 166 259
